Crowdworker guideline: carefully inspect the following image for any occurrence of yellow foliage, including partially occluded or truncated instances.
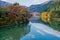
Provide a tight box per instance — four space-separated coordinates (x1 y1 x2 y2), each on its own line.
41 12 51 23
41 12 47 22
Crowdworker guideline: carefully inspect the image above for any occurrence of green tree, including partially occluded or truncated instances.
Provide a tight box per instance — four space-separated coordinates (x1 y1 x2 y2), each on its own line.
40 0 60 31
47 0 60 31
13 3 19 5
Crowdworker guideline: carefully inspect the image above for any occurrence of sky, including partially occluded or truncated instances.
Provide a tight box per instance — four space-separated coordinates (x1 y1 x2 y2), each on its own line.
1 0 50 7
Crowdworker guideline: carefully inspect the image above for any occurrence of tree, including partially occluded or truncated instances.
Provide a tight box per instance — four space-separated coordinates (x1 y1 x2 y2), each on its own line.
40 0 60 31
45 0 60 31
13 3 19 5
7 5 30 24
0 5 30 26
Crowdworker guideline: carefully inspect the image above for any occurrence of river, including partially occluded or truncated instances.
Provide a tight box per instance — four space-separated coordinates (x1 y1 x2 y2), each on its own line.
21 22 60 40
20 16 60 40
0 16 60 40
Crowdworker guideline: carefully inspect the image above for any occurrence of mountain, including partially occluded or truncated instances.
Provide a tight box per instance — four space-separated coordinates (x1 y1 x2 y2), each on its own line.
28 1 53 12
0 1 11 7
47 0 60 11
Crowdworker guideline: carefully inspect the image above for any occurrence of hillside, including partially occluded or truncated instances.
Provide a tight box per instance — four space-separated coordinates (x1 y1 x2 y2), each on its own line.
28 1 52 12
47 0 60 11
0 1 11 7
40 0 60 31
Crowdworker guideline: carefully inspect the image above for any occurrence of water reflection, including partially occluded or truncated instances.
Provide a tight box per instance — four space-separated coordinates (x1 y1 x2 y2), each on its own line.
0 23 30 40
21 22 60 40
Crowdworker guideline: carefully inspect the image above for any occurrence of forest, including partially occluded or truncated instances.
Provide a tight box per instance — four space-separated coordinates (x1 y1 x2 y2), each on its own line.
40 0 60 31
0 3 30 26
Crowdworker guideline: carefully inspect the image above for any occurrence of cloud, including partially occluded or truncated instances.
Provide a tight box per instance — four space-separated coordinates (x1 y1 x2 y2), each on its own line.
2 0 6 1
1 0 50 6
33 0 40 4
33 0 50 4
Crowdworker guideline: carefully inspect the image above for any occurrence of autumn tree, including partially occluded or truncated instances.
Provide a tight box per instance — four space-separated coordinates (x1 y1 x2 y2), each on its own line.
0 5 30 26
7 5 30 24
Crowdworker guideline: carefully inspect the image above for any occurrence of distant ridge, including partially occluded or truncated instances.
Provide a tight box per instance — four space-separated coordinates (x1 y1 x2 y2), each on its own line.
0 1 12 7
28 1 52 12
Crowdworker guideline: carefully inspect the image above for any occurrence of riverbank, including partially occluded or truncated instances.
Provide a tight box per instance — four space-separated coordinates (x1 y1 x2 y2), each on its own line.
0 23 30 40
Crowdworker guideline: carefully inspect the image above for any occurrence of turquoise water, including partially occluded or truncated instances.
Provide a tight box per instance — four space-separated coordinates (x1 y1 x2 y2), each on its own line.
0 23 30 40
21 21 60 40
0 19 60 40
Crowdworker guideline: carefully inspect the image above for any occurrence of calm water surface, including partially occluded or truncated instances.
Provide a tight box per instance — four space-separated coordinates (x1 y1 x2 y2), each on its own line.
21 18 60 40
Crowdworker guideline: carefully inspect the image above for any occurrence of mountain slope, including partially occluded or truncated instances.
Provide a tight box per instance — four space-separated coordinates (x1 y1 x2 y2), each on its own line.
0 1 11 7
47 0 60 11
28 1 52 12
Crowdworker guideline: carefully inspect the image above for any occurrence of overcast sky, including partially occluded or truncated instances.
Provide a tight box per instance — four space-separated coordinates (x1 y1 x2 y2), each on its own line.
1 0 50 7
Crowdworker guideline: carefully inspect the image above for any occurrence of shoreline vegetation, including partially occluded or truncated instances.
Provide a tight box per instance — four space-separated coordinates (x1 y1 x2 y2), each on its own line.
0 22 29 28
40 0 60 31
0 23 30 40
0 3 30 40
0 3 30 27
